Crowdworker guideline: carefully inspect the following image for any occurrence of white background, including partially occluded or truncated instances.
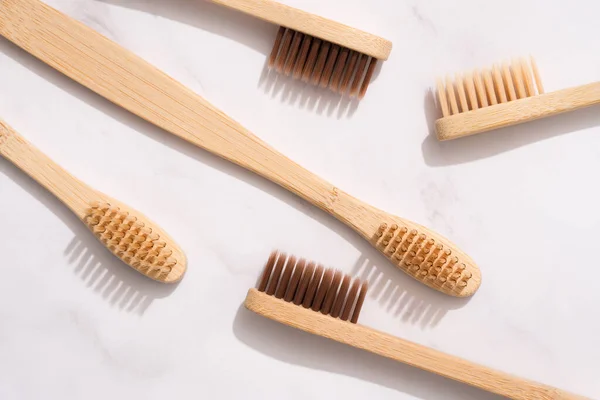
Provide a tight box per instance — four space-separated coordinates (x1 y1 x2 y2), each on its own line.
1 0 599 399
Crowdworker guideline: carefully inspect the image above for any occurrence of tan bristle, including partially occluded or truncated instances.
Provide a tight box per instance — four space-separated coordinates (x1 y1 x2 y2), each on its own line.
258 252 367 323
502 62 517 101
530 56 544 94
482 69 497 105
511 59 527 99
437 57 545 116
269 27 380 97
374 222 477 295
84 202 179 279
473 70 488 107
520 58 535 97
492 65 508 103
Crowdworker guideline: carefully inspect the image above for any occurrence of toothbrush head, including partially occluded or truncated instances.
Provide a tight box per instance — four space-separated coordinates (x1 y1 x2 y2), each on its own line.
257 250 368 323
84 201 186 283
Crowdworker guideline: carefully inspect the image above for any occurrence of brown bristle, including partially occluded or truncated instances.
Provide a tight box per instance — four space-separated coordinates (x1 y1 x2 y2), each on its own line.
257 253 368 324
358 59 377 98
283 31 303 76
349 54 368 97
275 255 296 299
312 268 334 311
268 27 380 97
266 252 286 295
340 279 361 321
437 56 544 117
319 44 340 87
351 281 368 324
302 265 324 308
301 38 322 82
84 202 179 278
258 251 278 292
267 27 285 68
331 275 351 318
274 29 294 72
311 41 331 84
292 35 312 79
339 51 359 94
284 258 304 302
329 48 349 91
321 270 342 315
293 261 315 305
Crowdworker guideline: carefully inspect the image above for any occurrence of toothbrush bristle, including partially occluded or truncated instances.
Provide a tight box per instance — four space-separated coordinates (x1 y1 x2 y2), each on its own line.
258 251 368 323
268 26 378 99
374 223 474 294
84 201 180 280
437 56 545 117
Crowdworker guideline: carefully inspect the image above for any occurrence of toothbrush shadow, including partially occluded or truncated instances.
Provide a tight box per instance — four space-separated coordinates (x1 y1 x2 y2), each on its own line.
233 305 503 400
350 253 469 329
0 159 178 315
0 37 466 323
422 89 600 166
96 0 369 118
258 63 364 119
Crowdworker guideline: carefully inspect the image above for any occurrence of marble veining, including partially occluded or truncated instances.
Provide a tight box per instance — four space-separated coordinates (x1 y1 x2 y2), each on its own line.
0 0 599 399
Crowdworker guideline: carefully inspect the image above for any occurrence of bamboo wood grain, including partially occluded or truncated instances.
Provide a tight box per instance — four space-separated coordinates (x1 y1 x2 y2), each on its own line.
0 0 478 297
209 0 392 60
0 119 186 282
436 81 600 141
245 289 588 400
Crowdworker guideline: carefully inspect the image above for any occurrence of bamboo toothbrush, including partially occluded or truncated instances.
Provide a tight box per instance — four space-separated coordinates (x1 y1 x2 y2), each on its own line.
245 251 588 400
435 56 600 140
210 0 392 98
0 119 186 282
0 0 478 297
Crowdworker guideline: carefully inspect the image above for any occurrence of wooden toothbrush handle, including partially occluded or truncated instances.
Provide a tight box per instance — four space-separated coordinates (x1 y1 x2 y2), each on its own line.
436 82 600 140
208 0 391 60
246 289 588 400
0 0 367 224
0 120 95 217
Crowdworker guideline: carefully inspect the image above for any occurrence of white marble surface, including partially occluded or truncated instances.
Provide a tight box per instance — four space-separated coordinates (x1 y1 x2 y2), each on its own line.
0 0 599 399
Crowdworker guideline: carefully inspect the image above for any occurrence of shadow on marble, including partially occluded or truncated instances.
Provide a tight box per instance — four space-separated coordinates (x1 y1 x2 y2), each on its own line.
233 304 503 400
257 62 366 119
98 0 276 56
0 36 467 324
351 253 470 330
0 158 178 316
422 88 600 166
97 0 371 118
